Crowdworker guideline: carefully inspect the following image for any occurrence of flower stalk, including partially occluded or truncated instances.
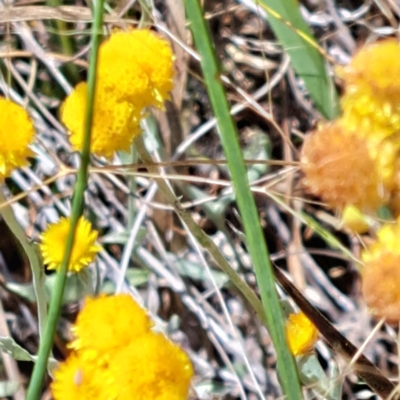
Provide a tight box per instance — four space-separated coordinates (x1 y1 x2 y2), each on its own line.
26 1 105 398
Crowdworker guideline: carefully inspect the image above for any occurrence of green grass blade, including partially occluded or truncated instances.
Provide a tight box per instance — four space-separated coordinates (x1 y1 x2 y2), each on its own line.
255 0 339 119
184 2 303 399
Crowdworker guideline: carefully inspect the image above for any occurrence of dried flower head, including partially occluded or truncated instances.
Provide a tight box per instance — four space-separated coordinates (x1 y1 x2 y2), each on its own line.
106 332 193 400
70 294 153 357
61 82 141 158
0 97 35 179
51 352 108 400
40 216 101 273
98 29 175 110
361 218 400 321
301 122 391 211
338 39 400 135
285 312 318 356
362 251 400 321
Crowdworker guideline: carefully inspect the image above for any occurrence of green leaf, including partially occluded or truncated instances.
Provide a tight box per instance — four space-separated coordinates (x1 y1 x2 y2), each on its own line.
7 269 94 305
175 259 229 286
298 354 337 400
101 269 150 293
101 227 147 245
255 0 339 119
0 336 57 372
0 381 19 397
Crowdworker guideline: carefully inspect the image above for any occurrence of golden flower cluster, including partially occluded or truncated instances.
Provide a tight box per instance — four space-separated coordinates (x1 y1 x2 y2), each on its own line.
339 39 400 137
61 29 175 158
61 83 141 159
285 312 318 356
98 29 174 110
40 216 101 273
51 294 193 400
0 98 35 179
301 39 400 221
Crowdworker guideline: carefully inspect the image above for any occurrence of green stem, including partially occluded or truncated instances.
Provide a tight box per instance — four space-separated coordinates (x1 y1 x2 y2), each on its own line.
0 191 47 338
26 3 105 398
183 1 302 398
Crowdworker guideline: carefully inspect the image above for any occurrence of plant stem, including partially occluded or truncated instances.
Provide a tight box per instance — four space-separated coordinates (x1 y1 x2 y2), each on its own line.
26 2 104 398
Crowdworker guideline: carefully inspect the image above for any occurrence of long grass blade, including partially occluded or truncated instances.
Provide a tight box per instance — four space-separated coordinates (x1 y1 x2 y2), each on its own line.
184 1 303 399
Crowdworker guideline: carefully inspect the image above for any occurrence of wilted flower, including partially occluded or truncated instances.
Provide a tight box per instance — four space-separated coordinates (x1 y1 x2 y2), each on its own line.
362 251 400 321
301 121 392 211
61 82 141 158
0 97 35 179
338 39 400 136
40 216 101 273
98 29 175 110
70 294 153 357
361 218 400 321
285 312 318 356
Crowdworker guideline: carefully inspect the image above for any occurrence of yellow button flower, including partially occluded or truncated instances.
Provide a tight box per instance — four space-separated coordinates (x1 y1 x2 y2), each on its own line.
0 97 35 179
98 29 175 110
51 295 193 400
338 39 400 136
106 332 194 400
60 82 141 159
40 216 101 273
285 312 318 356
70 294 153 357
301 121 391 211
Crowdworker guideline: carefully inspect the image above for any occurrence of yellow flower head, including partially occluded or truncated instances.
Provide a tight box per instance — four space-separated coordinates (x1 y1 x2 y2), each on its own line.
106 332 193 400
301 121 391 211
70 294 153 356
338 39 400 135
362 218 400 262
285 312 318 356
40 216 101 273
51 352 109 400
340 205 371 234
0 97 34 179
61 82 141 159
98 29 175 110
